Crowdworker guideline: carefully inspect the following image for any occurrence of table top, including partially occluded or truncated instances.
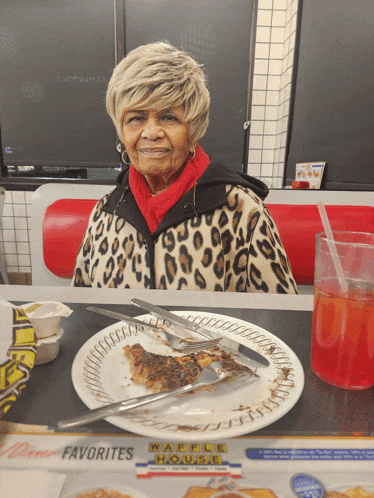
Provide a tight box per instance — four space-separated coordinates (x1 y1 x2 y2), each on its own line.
1 286 373 438
2 285 314 310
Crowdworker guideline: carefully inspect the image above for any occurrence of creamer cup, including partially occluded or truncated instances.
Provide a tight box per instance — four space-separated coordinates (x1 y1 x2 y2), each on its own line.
23 301 73 339
35 328 64 365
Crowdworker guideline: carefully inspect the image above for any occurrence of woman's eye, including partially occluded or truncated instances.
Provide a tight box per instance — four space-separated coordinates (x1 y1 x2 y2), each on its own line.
127 115 144 123
162 115 178 122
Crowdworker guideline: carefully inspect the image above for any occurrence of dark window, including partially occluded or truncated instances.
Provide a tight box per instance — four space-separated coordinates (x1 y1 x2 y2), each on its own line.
0 0 122 185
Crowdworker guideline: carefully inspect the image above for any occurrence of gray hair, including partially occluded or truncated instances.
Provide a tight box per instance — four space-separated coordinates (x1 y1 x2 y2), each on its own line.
106 41 210 146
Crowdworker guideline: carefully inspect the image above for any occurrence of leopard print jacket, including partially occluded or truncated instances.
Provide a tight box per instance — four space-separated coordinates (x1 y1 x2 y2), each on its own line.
72 161 298 293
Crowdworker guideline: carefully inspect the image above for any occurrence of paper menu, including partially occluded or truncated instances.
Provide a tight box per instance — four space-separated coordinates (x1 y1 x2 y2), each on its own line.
0 469 66 498
295 162 326 189
1 434 374 498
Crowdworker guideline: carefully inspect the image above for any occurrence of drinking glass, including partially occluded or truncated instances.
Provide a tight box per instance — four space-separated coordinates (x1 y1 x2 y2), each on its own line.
311 231 374 390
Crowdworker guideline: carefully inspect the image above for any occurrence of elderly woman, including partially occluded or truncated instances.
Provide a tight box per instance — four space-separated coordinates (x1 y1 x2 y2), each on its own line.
73 41 297 293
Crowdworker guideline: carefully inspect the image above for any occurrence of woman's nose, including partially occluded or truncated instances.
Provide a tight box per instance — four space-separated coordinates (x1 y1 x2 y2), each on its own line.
141 117 164 140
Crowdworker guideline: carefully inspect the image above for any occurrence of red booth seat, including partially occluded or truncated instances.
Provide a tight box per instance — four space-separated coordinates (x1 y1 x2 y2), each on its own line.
267 204 374 285
43 199 98 279
43 199 374 284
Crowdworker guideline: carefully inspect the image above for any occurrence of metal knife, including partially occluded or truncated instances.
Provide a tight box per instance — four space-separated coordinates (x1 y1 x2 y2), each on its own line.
87 306 169 333
130 298 270 368
57 360 258 430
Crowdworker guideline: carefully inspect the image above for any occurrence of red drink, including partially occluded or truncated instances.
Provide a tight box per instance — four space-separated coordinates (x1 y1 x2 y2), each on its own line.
311 278 374 390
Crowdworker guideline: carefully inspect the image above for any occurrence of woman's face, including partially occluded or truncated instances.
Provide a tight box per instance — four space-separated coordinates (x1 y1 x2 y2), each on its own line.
122 107 193 194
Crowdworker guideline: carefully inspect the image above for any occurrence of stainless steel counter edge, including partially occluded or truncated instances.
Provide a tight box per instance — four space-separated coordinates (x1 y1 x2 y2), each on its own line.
0 285 314 311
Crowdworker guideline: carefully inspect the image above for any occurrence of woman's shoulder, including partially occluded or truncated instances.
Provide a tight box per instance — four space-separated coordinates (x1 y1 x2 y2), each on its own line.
93 193 112 211
200 159 269 201
226 183 265 208
85 193 113 223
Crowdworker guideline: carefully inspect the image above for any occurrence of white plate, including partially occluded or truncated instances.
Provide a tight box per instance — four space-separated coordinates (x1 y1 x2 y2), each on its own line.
71 311 304 441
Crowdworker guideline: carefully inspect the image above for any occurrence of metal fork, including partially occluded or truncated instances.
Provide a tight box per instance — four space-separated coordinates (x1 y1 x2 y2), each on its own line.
57 361 229 429
87 307 221 352
57 360 258 430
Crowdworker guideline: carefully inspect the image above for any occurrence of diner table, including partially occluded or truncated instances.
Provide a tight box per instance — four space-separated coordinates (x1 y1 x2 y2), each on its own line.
1 286 373 498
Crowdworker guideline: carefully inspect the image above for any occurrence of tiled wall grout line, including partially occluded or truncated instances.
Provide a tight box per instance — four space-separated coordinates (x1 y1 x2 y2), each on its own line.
260 0 274 181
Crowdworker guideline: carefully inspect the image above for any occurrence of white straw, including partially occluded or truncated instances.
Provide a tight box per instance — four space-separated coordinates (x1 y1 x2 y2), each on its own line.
317 201 349 294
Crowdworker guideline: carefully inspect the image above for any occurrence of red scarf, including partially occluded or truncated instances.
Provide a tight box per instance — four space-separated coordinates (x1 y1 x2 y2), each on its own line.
129 144 210 233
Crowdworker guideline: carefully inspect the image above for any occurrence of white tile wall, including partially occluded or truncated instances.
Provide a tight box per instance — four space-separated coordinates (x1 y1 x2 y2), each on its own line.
0 0 300 276
248 0 299 188
0 190 32 274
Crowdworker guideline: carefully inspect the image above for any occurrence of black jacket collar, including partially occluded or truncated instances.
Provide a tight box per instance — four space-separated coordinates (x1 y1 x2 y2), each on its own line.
102 158 269 237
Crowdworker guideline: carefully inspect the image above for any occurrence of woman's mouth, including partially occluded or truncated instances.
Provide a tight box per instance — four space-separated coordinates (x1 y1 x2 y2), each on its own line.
138 148 170 157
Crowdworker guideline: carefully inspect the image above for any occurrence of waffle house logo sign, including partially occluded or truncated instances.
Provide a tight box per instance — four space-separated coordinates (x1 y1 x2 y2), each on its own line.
136 442 241 478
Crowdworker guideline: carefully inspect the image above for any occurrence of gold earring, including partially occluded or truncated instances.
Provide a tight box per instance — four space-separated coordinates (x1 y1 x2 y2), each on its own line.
121 151 131 166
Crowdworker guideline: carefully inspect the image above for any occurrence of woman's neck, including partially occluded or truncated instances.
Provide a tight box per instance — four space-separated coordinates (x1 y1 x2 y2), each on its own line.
143 163 187 194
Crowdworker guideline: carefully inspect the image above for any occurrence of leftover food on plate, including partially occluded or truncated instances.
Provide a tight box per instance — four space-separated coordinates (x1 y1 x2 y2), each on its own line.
123 343 254 393
74 489 134 498
182 486 278 498
326 488 374 498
